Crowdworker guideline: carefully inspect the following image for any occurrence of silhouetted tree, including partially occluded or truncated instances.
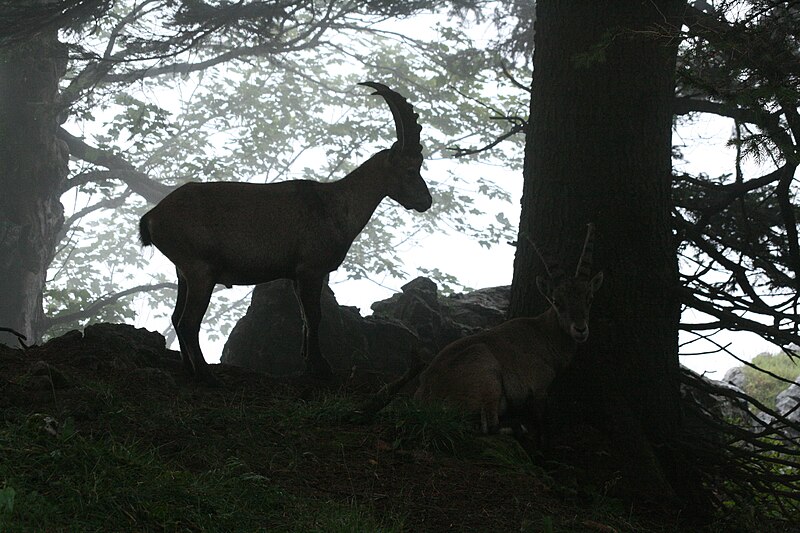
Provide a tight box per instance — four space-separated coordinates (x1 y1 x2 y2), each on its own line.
508 0 691 508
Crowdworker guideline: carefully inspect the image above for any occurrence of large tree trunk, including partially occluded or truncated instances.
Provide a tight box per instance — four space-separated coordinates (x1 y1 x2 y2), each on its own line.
509 0 687 506
0 33 69 345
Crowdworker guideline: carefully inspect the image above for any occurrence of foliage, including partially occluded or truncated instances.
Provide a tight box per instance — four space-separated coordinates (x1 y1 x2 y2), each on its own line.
738 352 800 410
680 367 800 526
37 0 528 339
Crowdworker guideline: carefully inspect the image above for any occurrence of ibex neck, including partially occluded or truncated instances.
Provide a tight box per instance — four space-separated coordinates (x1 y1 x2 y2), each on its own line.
330 163 389 240
539 306 578 370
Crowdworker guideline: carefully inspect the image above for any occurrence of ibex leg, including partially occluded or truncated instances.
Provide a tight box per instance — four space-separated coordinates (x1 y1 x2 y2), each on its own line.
294 274 333 378
175 266 220 387
292 279 308 362
172 271 193 374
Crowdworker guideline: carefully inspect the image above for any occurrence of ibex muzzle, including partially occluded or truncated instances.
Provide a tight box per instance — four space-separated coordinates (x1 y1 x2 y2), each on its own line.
139 82 431 386
414 224 603 433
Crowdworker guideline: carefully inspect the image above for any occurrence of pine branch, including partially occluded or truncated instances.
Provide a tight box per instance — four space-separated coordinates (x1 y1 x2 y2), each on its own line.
680 366 800 515
0 0 111 48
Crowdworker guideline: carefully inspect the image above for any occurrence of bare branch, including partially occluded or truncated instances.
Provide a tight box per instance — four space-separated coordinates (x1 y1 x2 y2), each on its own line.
0 327 28 349
449 117 527 158
498 60 531 93
58 127 173 203
44 282 176 329
673 96 781 130
681 287 800 348
57 189 133 245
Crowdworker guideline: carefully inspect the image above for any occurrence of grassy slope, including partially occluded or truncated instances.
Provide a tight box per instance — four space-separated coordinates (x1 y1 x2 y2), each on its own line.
0 328 781 532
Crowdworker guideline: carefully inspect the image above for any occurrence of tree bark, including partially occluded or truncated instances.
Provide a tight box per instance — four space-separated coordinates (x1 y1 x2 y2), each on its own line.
0 32 69 345
509 0 686 505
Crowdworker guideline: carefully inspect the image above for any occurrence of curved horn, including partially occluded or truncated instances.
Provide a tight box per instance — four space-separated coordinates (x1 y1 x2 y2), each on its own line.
575 223 596 279
523 232 565 281
358 81 422 155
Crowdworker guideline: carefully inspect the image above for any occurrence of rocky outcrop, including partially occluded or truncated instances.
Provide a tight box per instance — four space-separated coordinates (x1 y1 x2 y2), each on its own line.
44 322 171 370
776 382 800 425
722 366 747 390
221 279 418 376
221 277 511 376
370 276 510 351
681 366 752 424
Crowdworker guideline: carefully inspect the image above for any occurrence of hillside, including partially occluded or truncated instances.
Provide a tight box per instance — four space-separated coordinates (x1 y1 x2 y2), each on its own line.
0 324 784 532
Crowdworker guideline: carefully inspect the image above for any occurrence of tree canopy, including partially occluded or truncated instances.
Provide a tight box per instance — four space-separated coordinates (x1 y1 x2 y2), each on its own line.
2 0 525 342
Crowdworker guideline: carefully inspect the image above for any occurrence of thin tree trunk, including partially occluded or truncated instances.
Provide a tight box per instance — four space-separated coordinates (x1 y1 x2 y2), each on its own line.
0 33 69 345
509 0 686 504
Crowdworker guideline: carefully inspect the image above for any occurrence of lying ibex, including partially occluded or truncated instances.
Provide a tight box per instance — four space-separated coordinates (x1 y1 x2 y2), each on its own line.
414 224 603 433
139 82 432 386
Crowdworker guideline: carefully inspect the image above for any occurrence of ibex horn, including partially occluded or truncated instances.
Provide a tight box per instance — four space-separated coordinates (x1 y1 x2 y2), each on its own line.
358 81 422 155
575 223 596 279
523 232 565 281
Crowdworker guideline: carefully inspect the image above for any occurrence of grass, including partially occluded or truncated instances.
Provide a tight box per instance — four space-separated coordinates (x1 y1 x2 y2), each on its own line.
3 334 796 532
379 397 474 453
0 367 409 533
0 407 404 532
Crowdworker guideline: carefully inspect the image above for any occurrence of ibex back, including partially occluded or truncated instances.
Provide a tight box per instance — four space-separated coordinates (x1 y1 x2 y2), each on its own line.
414 224 603 433
139 83 432 386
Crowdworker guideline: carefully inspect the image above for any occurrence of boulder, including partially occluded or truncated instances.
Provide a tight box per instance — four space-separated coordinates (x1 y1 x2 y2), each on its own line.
221 277 512 376
43 323 170 370
443 285 509 329
370 276 510 351
370 277 460 351
221 279 417 376
775 382 800 424
722 366 747 390
680 366 751 425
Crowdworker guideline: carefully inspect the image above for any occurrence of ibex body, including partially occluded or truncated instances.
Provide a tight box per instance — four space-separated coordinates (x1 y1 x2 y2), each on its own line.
140 83 431 385
414 225 603 433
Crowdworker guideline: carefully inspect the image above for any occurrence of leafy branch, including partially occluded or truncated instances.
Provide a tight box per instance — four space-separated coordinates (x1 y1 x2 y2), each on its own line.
58 127 173 203
44 282 175 329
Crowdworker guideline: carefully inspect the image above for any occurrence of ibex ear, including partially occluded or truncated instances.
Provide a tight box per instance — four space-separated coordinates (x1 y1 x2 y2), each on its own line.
536 276 552 298
590 271 604 292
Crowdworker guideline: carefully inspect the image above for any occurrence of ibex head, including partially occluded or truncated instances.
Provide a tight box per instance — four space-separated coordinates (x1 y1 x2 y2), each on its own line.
359 81 432 212
533 224 604 343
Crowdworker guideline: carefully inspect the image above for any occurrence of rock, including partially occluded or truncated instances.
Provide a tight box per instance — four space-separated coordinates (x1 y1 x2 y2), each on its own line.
443 285 510 329
82 323 167 368
680 366 751 425
775 382 800 424
222 277 512 376
722 366 747 389
42 323 170 370
371 277 459 351
371 276 510 352
221 279 417 376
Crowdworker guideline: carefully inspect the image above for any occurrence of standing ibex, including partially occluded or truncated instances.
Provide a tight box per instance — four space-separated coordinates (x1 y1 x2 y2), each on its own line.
140 82 432 386
414 224 603 433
